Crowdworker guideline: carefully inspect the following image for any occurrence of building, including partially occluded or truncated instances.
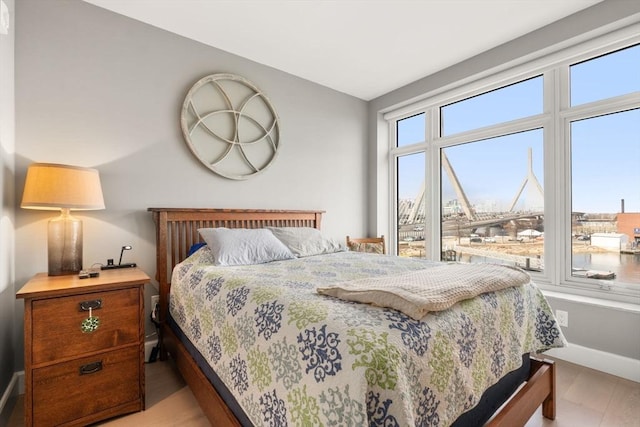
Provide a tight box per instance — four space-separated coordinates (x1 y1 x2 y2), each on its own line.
591 232 629 251
618 212 640 245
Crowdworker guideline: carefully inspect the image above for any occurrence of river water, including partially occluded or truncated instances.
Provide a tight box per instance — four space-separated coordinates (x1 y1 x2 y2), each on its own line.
572 252 639 284
461 252 639 284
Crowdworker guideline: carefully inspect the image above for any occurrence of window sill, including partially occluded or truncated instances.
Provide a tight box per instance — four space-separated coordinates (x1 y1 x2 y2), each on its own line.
540 287 640 313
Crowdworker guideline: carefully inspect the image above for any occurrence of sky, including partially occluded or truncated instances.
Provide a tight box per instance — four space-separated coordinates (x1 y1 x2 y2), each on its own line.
396 43 640 214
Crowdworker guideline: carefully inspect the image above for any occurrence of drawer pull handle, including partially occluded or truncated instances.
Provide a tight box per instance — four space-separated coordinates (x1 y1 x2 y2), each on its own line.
79 299 102 312
79 361 103 375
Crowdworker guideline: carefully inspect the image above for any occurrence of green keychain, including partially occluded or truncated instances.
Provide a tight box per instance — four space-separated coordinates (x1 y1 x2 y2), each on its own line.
81 306 100 333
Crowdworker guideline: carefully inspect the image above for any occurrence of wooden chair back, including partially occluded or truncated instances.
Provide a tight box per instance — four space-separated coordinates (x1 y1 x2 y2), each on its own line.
346 235 386 254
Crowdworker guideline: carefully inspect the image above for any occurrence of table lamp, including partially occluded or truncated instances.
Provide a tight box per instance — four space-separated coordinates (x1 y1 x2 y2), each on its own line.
21 163 105 276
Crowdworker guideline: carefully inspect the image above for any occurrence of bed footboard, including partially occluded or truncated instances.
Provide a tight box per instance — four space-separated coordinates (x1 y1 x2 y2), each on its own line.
486 357 556 426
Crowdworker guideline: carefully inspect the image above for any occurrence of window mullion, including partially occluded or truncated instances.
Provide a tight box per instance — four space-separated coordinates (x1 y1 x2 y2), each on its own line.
560 92 640 121
426 107 440 261
537 69 555 285
389 122 398 255
438 114 548 148
557 64 573 288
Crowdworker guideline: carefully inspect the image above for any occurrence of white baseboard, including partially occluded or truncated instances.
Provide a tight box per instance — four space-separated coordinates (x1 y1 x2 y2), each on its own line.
0 371 23 421
0 373 16 415
545 343 640 382
145 338 158 363
16 372 24 395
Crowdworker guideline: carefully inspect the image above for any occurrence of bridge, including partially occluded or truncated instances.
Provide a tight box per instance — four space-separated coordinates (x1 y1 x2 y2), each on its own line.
399 147 544 240
443 211 543 231
399 211 544 241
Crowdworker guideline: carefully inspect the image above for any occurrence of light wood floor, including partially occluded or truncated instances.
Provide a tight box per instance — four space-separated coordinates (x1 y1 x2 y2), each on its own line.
7 357 640 426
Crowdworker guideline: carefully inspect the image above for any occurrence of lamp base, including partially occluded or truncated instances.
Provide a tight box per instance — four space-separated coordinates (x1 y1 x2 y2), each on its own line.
48 209 82 276
101 263 137 270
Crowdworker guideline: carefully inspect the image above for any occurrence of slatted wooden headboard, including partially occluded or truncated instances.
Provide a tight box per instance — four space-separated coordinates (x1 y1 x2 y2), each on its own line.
147 208 324 322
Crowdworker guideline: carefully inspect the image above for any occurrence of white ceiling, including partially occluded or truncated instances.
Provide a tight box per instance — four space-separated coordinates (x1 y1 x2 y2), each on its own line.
82 0 602 100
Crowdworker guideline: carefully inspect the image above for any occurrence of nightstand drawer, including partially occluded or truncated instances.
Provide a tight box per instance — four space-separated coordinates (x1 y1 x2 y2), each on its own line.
31 287 140 365
32 345 141 426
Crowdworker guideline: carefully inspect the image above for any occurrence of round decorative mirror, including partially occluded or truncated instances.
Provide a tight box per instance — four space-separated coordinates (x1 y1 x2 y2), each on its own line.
180 73 280 180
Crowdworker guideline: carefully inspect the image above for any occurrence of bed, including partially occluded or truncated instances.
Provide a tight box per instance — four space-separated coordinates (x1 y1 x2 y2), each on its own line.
148 208 565 426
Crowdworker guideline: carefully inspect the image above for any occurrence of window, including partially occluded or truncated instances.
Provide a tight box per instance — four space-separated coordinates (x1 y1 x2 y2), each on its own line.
387 35 640 301
570 109 640 284
397 152 425 256
566 44 640 292
441 76 543 136
397 113 425 147
441 130 544 271
570 44 640 106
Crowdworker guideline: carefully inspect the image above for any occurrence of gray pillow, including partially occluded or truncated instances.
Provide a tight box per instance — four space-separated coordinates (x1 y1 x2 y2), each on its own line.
268 227 346 257
198 228 295 266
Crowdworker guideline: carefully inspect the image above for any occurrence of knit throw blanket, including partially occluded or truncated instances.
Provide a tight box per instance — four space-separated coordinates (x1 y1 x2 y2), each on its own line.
317 262 530 320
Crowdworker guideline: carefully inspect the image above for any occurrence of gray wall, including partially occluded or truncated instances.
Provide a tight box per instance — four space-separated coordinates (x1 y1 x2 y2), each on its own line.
13 0 368 371
368 0 640 361
547 295 639 359
0 0 16 419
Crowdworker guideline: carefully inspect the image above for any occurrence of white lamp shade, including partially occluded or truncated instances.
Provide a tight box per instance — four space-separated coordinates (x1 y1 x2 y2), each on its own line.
21 163 105 210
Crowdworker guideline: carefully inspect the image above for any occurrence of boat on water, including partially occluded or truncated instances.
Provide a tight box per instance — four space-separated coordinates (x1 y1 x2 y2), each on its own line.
620 248 640 255
572 268 616 279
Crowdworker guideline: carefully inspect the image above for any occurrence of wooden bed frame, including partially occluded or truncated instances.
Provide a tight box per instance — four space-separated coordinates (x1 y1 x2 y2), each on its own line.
148 207 556 427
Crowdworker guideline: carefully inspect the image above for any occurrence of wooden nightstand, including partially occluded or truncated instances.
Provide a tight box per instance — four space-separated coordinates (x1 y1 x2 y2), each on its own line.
16 268 150 426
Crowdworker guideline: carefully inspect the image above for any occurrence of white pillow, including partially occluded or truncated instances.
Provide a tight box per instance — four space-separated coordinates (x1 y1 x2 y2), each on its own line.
267 227 346 257
198 228 295 266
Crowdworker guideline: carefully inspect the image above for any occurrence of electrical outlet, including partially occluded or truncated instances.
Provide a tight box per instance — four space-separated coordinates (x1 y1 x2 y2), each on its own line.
151 295 159 309
556 310 568 328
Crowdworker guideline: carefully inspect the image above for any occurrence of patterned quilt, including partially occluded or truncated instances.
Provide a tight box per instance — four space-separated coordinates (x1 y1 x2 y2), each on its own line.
170 249 566 427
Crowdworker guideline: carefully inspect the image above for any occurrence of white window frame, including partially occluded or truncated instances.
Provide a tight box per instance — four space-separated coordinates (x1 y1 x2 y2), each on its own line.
384 23 640 304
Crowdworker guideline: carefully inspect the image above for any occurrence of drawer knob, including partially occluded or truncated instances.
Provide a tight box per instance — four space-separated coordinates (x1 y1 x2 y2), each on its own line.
79 361 103 375
79 299 102 311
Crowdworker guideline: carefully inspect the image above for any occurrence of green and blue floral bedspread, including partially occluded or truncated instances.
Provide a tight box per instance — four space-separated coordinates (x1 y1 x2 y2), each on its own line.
170 249 566 426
